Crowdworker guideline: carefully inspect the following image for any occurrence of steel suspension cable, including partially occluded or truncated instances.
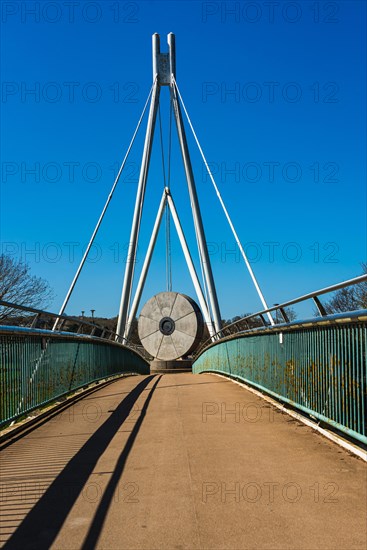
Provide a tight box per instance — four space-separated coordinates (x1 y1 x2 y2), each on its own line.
165 205 172 291
158 104 172 291
158 104 167 188
167 101 173 291
173 77 274 326
52 80 156 330
167 99 173 186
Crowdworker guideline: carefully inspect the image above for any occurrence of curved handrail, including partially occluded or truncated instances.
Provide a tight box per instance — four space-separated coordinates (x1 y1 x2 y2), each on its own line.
195 274 367 358
0 299 151 361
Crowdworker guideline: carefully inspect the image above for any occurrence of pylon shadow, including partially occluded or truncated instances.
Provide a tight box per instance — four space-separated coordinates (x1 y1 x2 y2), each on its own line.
4 375 159 550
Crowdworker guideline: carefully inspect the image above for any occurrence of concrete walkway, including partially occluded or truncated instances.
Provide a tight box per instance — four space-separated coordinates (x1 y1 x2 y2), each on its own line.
1 373 366 549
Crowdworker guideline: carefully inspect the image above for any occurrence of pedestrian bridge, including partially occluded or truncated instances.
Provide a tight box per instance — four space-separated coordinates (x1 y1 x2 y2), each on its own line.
2 31 366 550
0 303 366 550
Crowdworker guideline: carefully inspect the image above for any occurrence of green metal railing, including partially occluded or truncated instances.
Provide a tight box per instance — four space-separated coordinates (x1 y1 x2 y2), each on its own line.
195 274 367 355
193 311 367 445
0 326 149 427
0 299 151 359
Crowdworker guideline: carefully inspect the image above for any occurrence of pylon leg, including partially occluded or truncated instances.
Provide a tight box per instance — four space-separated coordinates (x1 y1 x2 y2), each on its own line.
116 75 161 340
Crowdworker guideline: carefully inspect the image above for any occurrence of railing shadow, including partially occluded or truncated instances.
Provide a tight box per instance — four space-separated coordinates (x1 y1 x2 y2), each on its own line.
4 375 159 550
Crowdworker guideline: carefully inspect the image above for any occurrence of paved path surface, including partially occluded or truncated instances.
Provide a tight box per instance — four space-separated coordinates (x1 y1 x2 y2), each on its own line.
1 373 366 550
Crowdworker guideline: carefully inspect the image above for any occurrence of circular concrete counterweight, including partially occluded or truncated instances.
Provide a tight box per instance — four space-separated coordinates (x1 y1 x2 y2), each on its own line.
138 292 204 361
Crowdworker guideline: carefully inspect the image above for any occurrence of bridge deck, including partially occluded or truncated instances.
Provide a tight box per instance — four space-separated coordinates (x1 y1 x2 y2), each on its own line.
1 373 366 550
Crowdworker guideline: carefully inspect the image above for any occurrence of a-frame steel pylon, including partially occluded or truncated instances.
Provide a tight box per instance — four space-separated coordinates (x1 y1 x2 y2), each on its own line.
116 33 222 342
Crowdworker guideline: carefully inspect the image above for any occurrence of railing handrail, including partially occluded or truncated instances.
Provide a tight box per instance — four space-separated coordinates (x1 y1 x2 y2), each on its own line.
260 274 367 312
195 273 367 357
0 324 138 348
0 299 150 361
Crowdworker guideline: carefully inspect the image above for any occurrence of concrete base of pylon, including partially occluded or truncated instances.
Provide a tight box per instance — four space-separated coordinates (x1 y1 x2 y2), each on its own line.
149 358 192 373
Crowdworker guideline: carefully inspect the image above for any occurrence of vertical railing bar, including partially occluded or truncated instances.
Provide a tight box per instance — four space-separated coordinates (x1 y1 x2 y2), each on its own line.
334 326 339 427
339 326 344 429
321 328 326 418
360 324 365 436
318 328 322 418
353 325 358 434
306 330 310 409
311 329 315 414
359 325 362 435
358 325 362 435
345 325 350 431
350 325 355 431
307 330 311 411
359 325 365 435
330 327 335 422
310 329 314 414
337 326 342 427
355 325 359 433
341 325 346 430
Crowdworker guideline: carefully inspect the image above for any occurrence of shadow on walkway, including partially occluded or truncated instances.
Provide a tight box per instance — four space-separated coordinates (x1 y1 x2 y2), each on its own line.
4 375 159 550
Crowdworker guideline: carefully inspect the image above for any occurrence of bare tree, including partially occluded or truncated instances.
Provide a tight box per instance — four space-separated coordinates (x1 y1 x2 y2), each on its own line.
322 263 367 314
224 306 297 329
0 254 54 320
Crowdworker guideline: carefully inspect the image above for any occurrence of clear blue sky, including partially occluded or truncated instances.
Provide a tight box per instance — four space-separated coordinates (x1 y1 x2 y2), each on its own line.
1 0 366 320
